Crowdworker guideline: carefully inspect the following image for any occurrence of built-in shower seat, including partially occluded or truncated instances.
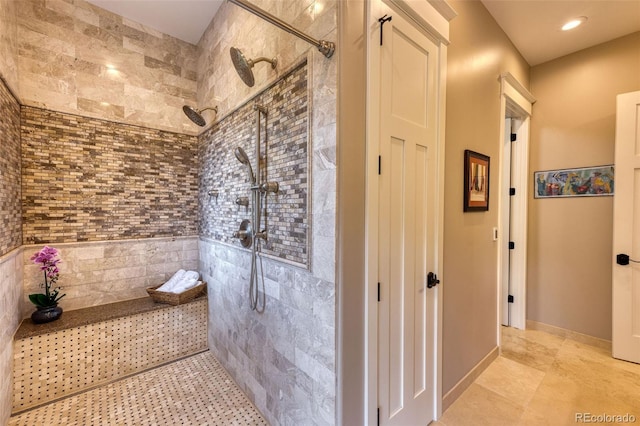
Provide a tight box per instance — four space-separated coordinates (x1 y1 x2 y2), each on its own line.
11 296 207 415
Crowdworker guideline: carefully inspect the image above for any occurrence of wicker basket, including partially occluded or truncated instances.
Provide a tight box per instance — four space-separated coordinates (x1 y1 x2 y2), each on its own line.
146 281 207 305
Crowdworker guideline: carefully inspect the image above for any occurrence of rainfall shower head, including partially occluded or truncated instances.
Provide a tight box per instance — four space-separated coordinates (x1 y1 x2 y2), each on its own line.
234 146 255 183
183 105 218 127
230 47 277 88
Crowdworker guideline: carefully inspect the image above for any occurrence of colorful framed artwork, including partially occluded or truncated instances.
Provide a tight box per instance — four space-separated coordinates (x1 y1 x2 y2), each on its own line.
534 165 614 198
464 150 490 212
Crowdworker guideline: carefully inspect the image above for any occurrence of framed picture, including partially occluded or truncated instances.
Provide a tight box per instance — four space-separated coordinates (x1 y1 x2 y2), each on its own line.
464 150 490 212
534 165 614 198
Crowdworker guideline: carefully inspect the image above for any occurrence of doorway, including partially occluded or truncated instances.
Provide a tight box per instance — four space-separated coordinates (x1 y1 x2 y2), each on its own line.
497 74 534 333
365 0 453 423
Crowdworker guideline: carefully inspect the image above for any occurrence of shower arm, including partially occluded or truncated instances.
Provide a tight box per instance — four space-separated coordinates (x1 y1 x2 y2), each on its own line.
228 0 335 59
249 57 277 69
199 106 218 114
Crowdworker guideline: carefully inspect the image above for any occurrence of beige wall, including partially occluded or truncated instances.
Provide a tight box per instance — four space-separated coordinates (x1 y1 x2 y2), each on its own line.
0 0 18 94
337 0 366 424
16 0 198 134
528 32 640 340
443 0 529 395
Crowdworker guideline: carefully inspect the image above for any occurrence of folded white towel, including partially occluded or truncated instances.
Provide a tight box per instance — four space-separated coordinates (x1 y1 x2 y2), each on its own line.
168 270 201 293
156 269 186 292
169 278 201 294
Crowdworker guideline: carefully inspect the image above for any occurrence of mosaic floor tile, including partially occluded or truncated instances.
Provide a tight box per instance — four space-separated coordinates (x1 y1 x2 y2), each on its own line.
9 351 268 426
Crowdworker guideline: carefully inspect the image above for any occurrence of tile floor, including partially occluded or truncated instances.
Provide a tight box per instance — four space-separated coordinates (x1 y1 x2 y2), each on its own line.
9 351 267 426
437 326 640 426
9 325 640 426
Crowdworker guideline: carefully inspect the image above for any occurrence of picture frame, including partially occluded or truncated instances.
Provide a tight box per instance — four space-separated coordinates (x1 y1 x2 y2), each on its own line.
464 150 490 212
534 165 614 198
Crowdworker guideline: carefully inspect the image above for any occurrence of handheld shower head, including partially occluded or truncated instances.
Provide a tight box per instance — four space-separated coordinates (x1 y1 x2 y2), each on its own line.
234 146 255 183
230 47 277 88
183 105 218 127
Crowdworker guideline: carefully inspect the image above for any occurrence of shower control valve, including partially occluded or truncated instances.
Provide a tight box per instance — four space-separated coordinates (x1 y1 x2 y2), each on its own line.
235 196 249 207
260 182 279 194
233 219 253 248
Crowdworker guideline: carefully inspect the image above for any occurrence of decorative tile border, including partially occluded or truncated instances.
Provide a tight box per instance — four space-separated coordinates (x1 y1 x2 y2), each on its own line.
198 60 309 267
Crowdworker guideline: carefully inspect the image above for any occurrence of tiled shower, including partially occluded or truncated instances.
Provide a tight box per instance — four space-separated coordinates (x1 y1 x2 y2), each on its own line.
0 0 337 424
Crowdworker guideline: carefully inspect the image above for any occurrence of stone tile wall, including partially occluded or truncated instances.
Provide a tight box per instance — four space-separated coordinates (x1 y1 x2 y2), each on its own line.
21 106 198 245
0 248 24 426
198 61 309 265
22 236 199 313
16 0 199 134
0 74 21 256
0 0 18 93
200 238 335 426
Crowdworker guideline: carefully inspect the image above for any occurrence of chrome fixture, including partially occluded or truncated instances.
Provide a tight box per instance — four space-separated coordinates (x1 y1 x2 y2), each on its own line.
233 219 252 248
228 0 335 58
260 182 279 193
230 47 277 88
208 189 220 202
183 105 218 127
234 146 255 183
235 196 249 207
231 103 279 312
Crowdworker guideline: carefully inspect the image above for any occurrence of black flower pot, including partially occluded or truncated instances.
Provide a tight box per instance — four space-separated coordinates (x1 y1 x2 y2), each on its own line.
31 304 63 324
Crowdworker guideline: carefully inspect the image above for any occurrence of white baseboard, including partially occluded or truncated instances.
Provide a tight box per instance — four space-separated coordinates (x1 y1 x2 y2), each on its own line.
441 346 499 413
526 320 611 351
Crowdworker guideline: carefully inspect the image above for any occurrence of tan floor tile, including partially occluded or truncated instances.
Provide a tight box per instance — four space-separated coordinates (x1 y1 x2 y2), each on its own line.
442 327 640 426
525 370 638 424
474 356 545 407
550 340 640 413
439 383 524 426
500 326 564 372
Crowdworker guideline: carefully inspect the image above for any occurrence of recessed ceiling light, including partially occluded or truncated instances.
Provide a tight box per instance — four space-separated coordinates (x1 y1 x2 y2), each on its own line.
562 16 588 31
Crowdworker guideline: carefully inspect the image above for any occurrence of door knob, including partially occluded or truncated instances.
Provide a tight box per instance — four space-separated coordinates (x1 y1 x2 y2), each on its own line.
427 272 440 289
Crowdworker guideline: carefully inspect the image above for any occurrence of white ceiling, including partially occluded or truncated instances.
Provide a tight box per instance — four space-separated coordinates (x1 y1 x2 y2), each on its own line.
86 0 640 64
481 0 640 66
87 0 224 45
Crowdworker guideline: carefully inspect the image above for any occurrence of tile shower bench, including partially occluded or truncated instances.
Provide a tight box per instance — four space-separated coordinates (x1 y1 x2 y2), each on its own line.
12 295 207 415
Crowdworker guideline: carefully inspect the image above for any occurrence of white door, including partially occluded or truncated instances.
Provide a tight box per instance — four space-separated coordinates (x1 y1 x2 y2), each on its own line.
377 6 439 425
613 90 640 364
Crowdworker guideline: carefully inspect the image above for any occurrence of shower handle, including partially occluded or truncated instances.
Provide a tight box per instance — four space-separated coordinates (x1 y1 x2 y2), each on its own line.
250 182 279 193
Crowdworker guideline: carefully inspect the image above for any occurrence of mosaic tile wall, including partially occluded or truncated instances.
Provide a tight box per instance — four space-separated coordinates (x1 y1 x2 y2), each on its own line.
12 297 207 413
197 1 337 424
0 248 24 426
200 239 335 426
21 106 198 245
16 0 198 134
199 61 308 265
0 76 21 256
22 237 199 313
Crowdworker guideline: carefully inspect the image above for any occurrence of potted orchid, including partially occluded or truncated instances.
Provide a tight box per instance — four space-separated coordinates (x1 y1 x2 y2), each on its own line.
29 246 66 323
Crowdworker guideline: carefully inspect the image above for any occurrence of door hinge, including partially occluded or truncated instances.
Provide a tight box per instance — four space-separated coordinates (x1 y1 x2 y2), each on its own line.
377 407 380 426
377 282 381 302
509 241 515 250
510 133 517 142
508 295 514 303
509 187 516 196
378 155 381 175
